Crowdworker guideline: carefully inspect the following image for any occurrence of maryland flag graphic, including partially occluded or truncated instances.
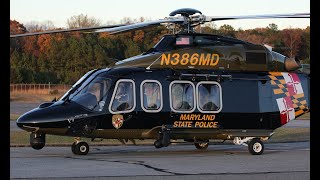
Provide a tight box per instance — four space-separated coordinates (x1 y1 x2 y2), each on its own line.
112 114 124 129
269 72 309 125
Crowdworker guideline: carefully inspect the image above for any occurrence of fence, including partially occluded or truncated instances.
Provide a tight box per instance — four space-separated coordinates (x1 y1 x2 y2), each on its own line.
10 83 72 95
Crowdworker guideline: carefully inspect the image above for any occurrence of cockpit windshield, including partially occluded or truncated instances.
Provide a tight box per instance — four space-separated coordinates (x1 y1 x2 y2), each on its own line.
64 69 112 111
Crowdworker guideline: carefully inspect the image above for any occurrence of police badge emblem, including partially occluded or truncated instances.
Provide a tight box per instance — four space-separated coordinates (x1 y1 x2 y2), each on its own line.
112 114 124 129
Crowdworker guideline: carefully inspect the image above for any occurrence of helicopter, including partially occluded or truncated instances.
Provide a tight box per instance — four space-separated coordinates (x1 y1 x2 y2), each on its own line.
11 8 310 155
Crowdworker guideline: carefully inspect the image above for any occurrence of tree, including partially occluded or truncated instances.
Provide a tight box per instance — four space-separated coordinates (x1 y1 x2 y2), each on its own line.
297 26 310 63
218 24 235 37
281 28 303 58
10 20 27 35
10 20 27 53
25 20 55 32
67 14 101 28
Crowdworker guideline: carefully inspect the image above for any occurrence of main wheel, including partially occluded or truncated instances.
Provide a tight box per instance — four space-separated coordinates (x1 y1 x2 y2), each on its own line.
71 142 78 154
248 138 264 155
194 141 209 150
154 139 163 148
72 142 89 155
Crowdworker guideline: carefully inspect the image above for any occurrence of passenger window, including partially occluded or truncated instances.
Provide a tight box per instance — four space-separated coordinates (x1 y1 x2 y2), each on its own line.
197 82 222 113
170 81 196 112
141 80 162 112
109 80 136 113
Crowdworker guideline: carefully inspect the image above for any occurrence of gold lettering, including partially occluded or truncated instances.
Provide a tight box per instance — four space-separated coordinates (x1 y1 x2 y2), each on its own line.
199 54 211 65
180 114 188 120
209 115 215 121
161 54 170 65
171 53 180 65
173 121 178 127
210 54 219 66
187 121 192 127
190 54 199 65
194 121 218 128
160 53 220 67
180 53 189 65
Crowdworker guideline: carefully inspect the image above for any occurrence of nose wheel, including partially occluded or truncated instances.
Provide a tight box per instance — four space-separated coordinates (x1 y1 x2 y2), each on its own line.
30 133 46 150
71 141 89 155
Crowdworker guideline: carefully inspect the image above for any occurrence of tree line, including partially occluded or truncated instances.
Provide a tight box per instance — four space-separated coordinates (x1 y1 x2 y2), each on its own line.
10 14 310 84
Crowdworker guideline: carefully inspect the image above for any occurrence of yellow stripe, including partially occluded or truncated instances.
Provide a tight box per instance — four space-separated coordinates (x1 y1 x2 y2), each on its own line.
274 89 284 94
292 99 299 103
299 105 306 109
271 80 276 85
278 84 285 89
279 79 286 84
269 72 283 76
300 100 307 104
285 92 290 96
269 76 278 80
293 93 304 99
295 109 304 116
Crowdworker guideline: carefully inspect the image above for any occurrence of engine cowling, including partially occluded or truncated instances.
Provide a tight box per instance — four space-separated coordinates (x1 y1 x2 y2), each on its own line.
285 57 302 71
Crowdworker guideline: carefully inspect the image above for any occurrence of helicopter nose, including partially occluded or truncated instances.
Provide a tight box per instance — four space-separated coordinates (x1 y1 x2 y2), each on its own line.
16 111 40 131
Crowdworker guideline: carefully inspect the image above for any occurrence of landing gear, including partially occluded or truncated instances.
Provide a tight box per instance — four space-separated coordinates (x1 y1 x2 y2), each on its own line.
248 138 264 155
154 139 163 148
194 140 209 150
30 133 45 150
153 126 171 149
233 137 265 155
71 138 89 155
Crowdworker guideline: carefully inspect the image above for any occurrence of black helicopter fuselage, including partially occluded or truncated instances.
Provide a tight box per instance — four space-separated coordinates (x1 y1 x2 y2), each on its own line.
16 33 310 142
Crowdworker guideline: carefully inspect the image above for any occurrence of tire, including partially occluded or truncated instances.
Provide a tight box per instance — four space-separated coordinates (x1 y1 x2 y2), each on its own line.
30 133 45 150
194 142 209 150
73 142 89 155
71 142 78 154
154 139 163 148
248 138 264 155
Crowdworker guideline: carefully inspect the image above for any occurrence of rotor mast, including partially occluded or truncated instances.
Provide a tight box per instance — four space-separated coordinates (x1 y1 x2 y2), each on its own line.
168 8 205 34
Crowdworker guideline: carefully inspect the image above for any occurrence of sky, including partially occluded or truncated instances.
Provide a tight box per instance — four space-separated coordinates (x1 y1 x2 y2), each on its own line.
10 0 310 30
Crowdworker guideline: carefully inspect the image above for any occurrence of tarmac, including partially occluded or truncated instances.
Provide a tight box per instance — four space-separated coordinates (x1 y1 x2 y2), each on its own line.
10 142 310 180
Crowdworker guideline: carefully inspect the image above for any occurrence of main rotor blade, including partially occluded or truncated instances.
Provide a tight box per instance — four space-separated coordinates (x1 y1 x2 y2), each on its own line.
94 18 185 35
10 24 126 38
204 13 310 22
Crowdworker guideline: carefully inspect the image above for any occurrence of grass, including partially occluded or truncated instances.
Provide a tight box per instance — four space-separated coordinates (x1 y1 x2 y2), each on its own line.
296 112 310 120
10 131 155 147
10 114 21 121
267 127 310 143
10 127 309 147
10 92 64 103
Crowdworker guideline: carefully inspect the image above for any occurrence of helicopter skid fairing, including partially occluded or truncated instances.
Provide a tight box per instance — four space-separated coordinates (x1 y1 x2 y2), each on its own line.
24 127 274 142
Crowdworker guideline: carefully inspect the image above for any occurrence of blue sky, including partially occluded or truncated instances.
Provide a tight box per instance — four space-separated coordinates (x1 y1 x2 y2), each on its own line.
10 0 310 30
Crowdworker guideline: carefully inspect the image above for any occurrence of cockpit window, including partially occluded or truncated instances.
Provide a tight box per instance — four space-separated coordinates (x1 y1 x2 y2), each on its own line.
109 79 136 114
70 72 111 112
59 69 96 101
